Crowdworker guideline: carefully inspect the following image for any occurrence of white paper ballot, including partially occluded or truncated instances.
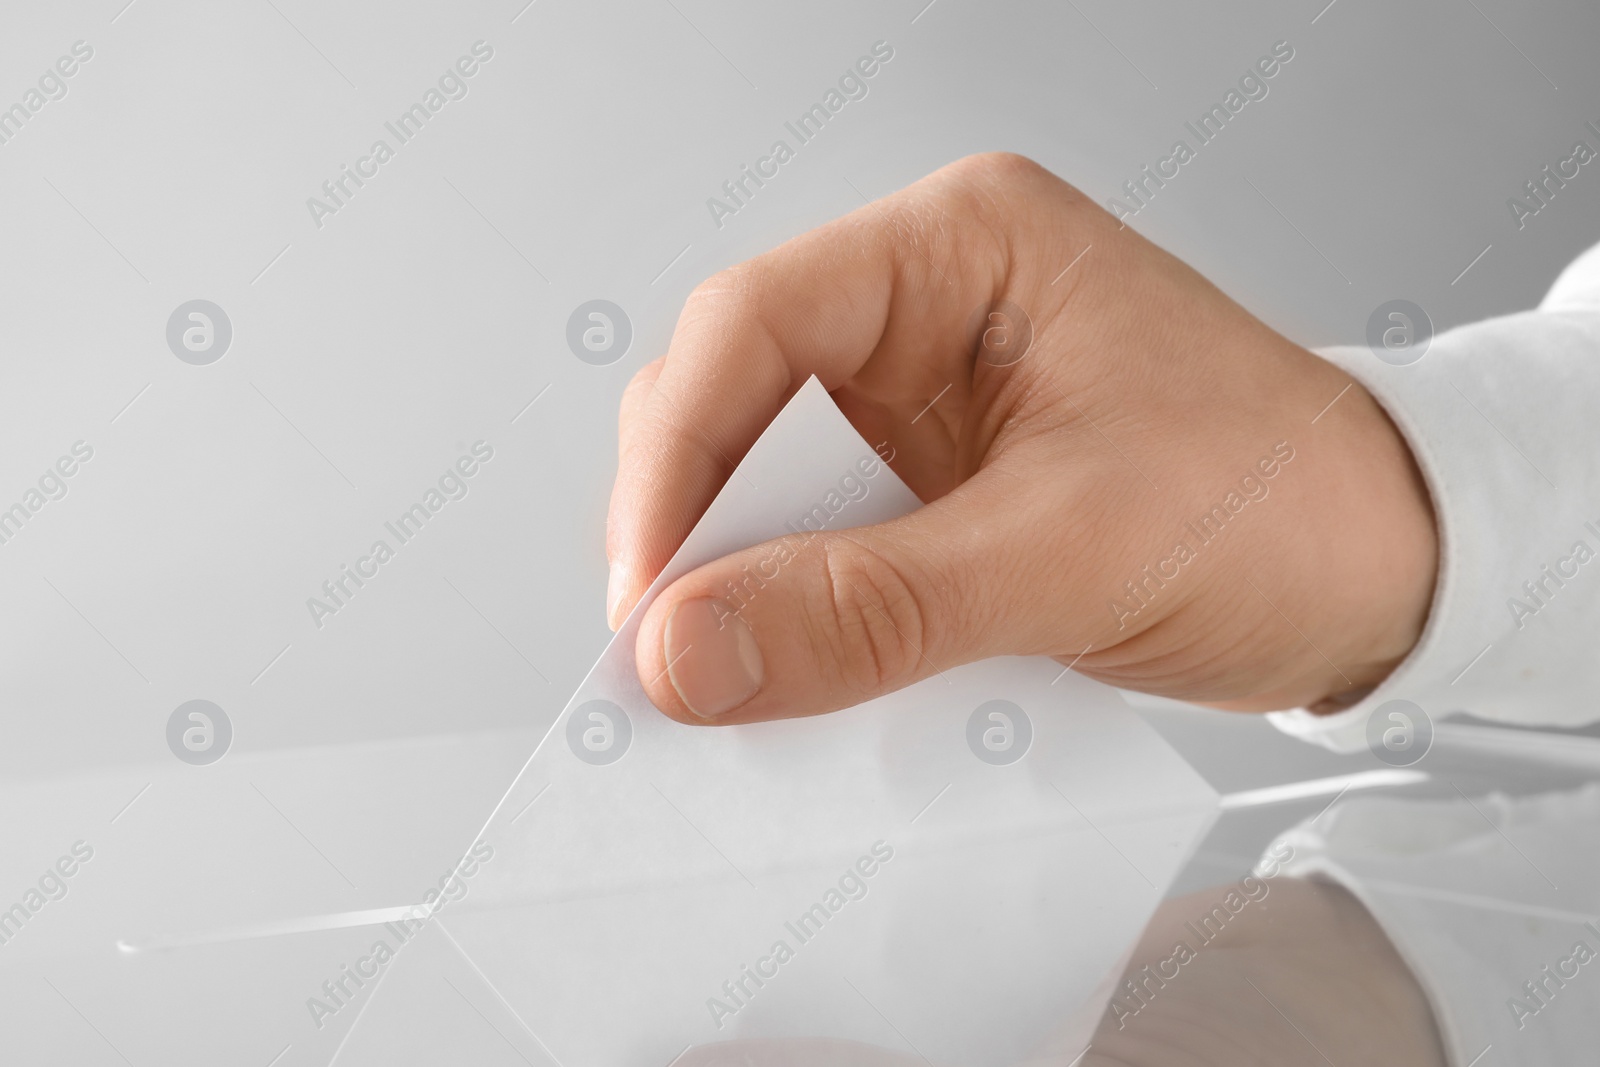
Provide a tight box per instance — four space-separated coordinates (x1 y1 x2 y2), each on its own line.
337 379 1218 1066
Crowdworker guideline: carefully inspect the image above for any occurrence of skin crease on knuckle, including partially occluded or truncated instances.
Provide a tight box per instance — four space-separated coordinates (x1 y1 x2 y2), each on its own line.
811 538 930 701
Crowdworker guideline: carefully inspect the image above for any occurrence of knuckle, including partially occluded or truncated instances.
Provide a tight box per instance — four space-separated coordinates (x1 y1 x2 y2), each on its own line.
961 151 1045 181
811 540 931 697
943 152 1053 205
945 151 1093 226
624 355 664 391
620 360 665 414
678 264 781 354
684 264 756 317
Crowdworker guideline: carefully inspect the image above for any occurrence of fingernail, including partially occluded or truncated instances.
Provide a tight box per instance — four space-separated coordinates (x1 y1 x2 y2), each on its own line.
606 563 631 631
663 597 763 719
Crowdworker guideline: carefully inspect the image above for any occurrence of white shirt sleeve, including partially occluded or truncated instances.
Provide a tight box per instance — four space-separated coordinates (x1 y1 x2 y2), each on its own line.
1268 242 1600 752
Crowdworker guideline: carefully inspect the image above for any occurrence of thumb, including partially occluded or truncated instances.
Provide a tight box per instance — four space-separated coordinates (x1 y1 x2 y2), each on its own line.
633 472 1050 724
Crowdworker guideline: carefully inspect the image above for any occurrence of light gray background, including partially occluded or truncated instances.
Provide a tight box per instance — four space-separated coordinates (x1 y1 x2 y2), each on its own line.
2 0 1598 1063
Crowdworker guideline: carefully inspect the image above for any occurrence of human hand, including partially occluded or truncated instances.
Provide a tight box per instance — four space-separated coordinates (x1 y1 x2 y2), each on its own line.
606 153 1437 724
1081 877 1445 1067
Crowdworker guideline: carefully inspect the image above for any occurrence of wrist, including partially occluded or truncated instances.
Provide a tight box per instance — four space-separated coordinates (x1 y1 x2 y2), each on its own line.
1314 374 1439 705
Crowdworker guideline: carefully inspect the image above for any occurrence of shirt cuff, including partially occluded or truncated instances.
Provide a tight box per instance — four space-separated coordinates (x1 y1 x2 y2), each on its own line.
1267 305 1600 752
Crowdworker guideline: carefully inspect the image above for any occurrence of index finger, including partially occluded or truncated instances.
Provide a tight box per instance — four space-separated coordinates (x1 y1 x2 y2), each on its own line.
603 160 1022 628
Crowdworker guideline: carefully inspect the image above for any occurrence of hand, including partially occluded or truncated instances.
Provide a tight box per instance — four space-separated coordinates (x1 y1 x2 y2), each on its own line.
1082 878 1445 1066
606 153 1437 724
